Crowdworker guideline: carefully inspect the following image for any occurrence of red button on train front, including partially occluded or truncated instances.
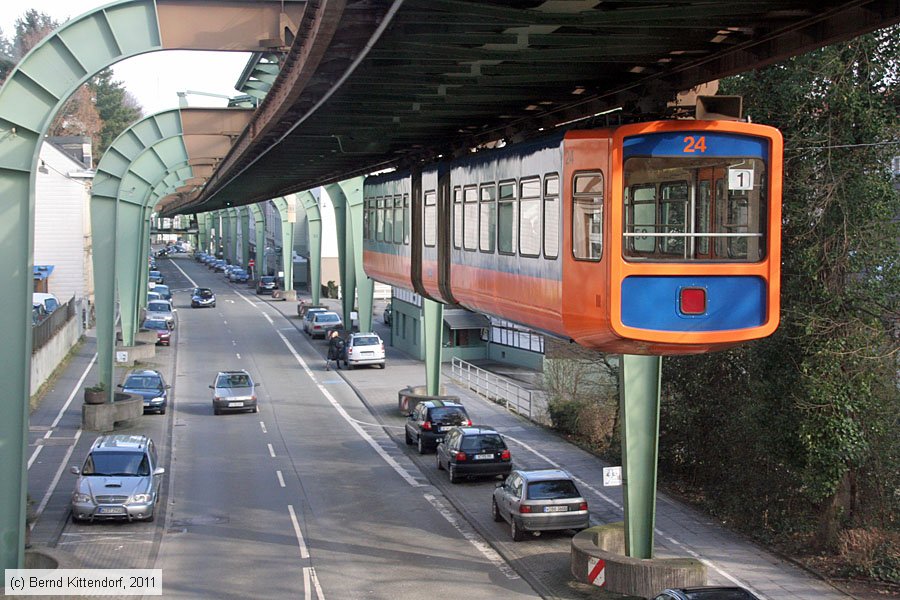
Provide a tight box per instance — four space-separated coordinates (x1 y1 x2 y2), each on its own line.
680 287 706 315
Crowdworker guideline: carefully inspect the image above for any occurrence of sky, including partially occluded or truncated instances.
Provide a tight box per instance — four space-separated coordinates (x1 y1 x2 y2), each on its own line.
1 1 251 115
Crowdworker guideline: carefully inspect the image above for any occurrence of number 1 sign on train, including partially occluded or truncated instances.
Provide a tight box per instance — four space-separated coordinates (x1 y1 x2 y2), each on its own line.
362 118 782 355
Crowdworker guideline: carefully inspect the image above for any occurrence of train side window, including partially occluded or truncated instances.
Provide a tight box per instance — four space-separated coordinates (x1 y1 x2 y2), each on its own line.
479 184 496 253
463 186 478 251
572 172 603 261
393 196 404 244
660 181 688 256
696 181 711 255
363 199 371 242
385 194 394 245
626 184 656 254
453 186 463 249
376 198 385 242
519 178 541 257
498 181 517 255
424 191 437 247
403 194 410 245
543 175 559 259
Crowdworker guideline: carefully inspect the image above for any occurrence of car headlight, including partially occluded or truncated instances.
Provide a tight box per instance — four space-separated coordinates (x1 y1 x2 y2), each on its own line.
72 493 92 503
128 493 152 504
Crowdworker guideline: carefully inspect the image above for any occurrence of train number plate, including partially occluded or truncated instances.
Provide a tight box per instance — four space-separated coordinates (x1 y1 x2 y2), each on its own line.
544 506 568 513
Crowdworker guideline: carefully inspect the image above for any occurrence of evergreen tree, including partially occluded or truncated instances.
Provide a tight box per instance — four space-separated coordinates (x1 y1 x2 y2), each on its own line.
90 69 143 158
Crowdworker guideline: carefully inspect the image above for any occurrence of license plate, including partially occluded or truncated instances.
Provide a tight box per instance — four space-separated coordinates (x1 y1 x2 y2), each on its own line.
362 352 373 356
98 507 125 514
228 401 243 407
475 453 494 460
544 506 568 513
439 426 451 432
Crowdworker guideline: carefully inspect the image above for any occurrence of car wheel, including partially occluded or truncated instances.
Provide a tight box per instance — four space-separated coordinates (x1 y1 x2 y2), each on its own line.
253 405 259 414
70 513 85 524
213 406 221 415
511 517 524 542
145 511 154 523
448 465 459 484
211 303 216 308
492 499 504 522
417 435 426 455
380 363 386 369
405 429 412 445
159 407 166 415
436 453 443 470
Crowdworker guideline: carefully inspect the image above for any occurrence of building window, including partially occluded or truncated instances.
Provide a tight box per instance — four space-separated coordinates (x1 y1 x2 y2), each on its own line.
484 318 544 353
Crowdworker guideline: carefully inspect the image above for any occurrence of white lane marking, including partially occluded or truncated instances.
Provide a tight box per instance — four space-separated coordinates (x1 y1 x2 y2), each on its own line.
276 331 421 488
267 443 276 458
303 567 312 600
658 533 769 599
263 313 273 324
276 470 286 488
260 421 268 434
310 567 325 600
423 493 519 580
33 429 82 526
236 353 241 359
288 504 309 559
28 353 97 470
233 340 237 346
169 260 198 287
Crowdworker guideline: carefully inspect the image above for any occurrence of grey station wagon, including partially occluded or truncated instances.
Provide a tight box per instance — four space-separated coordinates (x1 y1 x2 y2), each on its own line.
492 468 589 541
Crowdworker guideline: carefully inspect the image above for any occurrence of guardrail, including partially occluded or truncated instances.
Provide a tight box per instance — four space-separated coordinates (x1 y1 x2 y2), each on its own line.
449 357 535 420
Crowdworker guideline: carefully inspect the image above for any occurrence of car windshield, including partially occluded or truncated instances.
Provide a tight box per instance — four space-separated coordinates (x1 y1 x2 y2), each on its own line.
353 336 379 346
195 289 213 298
261 277 275 283
83 451 150 476
124 375 162 390
316 314 341 323
148 302 171 312
526 479 581 500
143 320 167 331
430 407 468 423
150 271 160 277
460 434 505 452
217 373 252 388
154 286 170 295
45 298 59 311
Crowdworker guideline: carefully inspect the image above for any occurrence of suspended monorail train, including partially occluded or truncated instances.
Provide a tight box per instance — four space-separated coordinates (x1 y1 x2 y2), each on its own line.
362 119 783 355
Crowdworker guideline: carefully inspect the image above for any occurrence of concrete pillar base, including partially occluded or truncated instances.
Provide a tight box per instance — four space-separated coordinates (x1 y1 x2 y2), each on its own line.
398 385 457 416
82 392 144 432
570 523 706 597
114 341 156 366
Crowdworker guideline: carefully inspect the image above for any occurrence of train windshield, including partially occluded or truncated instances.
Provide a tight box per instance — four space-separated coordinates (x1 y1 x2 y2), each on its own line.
623 156 767 261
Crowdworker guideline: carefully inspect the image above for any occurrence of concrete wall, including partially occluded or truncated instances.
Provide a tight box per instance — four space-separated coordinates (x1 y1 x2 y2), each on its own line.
487 343 544 370
31 314 83 394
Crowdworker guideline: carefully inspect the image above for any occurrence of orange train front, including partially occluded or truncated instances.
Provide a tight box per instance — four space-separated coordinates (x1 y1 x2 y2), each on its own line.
362 118 782 356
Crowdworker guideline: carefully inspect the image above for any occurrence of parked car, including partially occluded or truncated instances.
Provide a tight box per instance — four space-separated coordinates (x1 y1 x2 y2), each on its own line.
308 311 343 339
147 291 163 302
33 292 60 314
301 307 329 332
405 400 471 454
148 270 164 284
152 284 172 301
142 318 172 345
436 426 512 483
652 588 760 600
210 370 260 415
145 300 174 326
228 268 249 283
342 332 385 369
383 304 392 325
256 275 278 295
32 302 48 325
119 369 170 414
190 287 216 308
491 469 589 541
70 434 164 523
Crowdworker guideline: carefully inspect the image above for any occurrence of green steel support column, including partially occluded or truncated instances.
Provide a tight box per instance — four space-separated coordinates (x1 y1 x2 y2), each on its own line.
250 204 266 280
240 207 250 267
117 201 145 347
271 196 296 300
199 213 210 254
90 198 119 400
325 184 356 322
228 207 239 264
423 299 444 396
221 209 232 262
619 354 663 559
299 191 322 304
336 177 373 332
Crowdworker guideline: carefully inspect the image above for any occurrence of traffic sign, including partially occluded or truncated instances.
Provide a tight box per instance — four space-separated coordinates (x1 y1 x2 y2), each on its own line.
587 557 606 587
248 259 255 267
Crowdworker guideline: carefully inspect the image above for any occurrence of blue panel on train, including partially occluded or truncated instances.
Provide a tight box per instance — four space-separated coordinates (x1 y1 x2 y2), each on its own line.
623 132 768 159
621 276 766 331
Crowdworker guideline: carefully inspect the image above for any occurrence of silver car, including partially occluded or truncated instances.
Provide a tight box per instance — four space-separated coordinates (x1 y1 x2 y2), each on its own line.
145 300 175 326
70 435 164 522
342 332 386 369
210 370 260 415
491 468 589 541
308 311 343 339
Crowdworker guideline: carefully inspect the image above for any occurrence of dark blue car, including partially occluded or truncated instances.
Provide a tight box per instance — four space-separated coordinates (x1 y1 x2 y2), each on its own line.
119 369 170 415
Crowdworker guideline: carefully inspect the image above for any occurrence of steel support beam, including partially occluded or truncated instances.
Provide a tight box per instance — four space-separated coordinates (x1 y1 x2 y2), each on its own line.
334 178 372 333
325 183 356 323
423 299 444 396
271 196 296 300
298 191 322 305
250 204 265 280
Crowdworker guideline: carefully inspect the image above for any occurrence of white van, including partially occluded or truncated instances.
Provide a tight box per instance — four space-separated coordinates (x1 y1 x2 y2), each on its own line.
33 292 60 314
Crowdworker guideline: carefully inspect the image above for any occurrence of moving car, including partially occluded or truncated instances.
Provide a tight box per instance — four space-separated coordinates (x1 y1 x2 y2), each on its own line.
190 287 216 308
308 311 343 339
70 434 164 523
653 588 761 600
492 469 589 541
405 400 471 454
256 275 278 295
142 318 171 345
210 370 260 415
119 369 170 414
342 332 385 369
145 300 174 326
436 426 512 483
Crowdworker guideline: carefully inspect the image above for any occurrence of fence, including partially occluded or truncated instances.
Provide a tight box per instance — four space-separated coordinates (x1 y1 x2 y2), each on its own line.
32 295 76 352
449 356 538 421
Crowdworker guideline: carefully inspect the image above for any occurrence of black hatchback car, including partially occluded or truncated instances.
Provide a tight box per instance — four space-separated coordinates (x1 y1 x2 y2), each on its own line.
256 275 278 295
405 400 471 454
436 426 512 483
